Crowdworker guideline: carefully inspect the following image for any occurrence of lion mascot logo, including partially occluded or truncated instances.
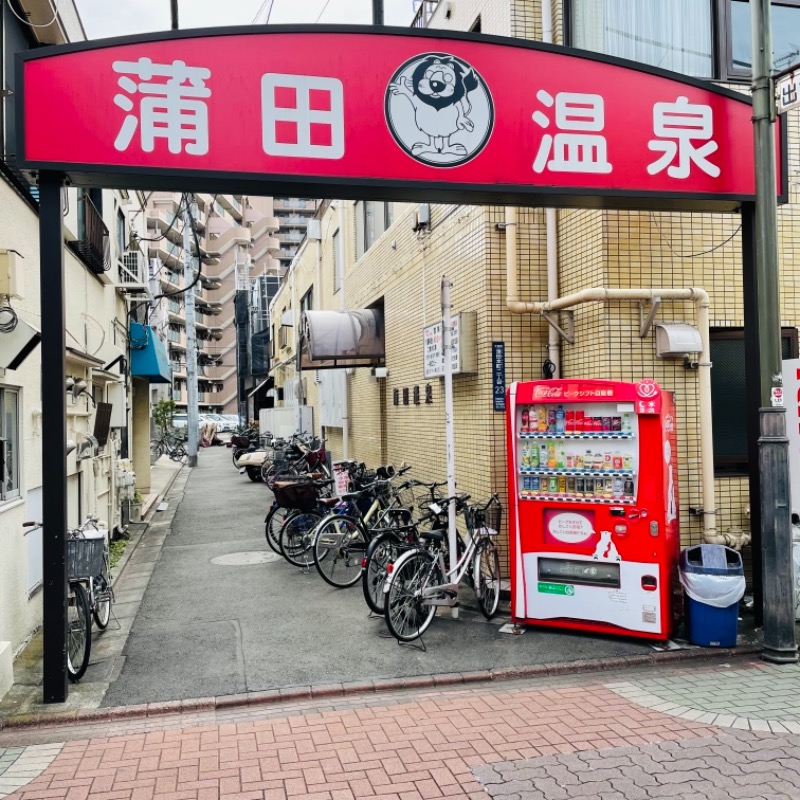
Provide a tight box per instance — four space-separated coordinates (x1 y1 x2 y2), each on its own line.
385 53 494 167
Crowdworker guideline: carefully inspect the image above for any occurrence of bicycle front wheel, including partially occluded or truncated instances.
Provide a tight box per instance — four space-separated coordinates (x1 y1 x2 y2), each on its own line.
150 440 164 460
265 503 289 554
362 533 404 614
279 511 322 568
474 540 501 619
385 551 441 642
67 582 91 681
313 514 367 588
91 563 113 629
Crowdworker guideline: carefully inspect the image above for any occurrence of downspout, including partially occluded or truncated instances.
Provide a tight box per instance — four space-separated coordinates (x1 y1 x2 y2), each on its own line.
338 202 350 459
520 286 717 544
541 0 560 376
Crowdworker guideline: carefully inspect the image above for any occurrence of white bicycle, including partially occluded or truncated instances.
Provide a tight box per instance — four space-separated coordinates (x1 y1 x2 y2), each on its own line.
382 495 502 643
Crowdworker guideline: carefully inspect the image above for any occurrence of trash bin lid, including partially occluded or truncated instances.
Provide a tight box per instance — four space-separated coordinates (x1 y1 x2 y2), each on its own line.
679 543 744 575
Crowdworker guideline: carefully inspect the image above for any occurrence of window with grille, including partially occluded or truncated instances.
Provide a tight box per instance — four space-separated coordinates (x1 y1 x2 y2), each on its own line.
710 327 798 473
0 387 20 502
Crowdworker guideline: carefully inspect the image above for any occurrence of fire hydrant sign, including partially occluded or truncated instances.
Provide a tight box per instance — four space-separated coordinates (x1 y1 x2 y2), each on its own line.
424 318 460 379
15 26 784 208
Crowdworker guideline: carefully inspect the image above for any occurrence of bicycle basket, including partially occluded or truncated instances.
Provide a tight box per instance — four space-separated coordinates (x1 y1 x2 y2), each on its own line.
272 478 319 512
66 532 106 580
466 501 503 537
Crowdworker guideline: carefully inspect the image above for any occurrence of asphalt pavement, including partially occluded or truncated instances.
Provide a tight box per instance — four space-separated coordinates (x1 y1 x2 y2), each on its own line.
101 446 661 707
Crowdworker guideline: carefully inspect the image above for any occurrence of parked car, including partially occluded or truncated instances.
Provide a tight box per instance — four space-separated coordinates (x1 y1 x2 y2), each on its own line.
200 413 235 432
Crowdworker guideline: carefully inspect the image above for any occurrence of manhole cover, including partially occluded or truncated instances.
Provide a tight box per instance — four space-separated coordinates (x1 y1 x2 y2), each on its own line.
210 551 279 566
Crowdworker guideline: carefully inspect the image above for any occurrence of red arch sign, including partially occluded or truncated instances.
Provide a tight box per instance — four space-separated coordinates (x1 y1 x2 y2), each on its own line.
16 26 784 211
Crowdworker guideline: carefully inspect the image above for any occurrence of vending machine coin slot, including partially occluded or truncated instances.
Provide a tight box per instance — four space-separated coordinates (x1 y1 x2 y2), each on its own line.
649 521 659 537
641 575 658 591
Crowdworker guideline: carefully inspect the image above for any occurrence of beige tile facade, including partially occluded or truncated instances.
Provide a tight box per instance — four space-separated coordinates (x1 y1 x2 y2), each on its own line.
267 0 800 582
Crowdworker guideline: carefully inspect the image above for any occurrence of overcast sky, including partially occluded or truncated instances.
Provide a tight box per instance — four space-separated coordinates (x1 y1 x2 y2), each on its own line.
74 0 415 39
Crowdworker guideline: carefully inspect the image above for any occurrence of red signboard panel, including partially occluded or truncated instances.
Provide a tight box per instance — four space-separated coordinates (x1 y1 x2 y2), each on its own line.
16 27 784 208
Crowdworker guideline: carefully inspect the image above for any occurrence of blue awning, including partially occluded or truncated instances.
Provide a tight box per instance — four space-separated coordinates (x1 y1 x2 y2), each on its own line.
129 323 171 384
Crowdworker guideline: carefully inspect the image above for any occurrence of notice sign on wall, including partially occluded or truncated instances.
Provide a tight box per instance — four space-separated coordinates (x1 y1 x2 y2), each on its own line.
492 342 506 412
424 318 460 379
423 312 477 379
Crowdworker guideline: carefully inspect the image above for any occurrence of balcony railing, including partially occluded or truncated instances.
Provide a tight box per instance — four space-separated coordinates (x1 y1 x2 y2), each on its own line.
411 0 439 27
119 251 145 284
69 194 110 275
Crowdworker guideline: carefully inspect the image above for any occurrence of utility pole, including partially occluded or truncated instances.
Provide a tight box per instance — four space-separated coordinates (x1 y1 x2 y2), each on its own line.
751 0 798 663
170 0 179 29
372 0 383 25
183 198 200 468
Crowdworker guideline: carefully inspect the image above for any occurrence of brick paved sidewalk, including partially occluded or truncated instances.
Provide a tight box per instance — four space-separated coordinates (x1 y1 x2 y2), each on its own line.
3 658 800 799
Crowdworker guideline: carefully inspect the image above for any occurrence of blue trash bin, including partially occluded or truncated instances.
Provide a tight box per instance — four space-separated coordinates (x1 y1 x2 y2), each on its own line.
679 544 745 647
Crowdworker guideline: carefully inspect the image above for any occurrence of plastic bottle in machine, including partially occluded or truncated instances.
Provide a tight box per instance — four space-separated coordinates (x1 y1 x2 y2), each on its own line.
522 443 530 468
530 443 539 468
547 443 557 469
521 407 529 433
538 406 548 432
555 405 565 434
557 443 566 469
540 443 548 467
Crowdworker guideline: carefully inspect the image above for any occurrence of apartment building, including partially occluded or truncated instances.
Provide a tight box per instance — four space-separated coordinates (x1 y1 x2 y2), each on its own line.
268 0 800 590
273 198 316 271
144 194 281 416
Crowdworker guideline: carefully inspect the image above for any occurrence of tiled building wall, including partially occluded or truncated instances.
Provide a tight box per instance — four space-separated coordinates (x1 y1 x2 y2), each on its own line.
265 1 800 586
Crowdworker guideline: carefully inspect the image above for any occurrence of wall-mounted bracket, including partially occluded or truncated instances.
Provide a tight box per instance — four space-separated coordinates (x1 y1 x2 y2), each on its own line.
542 310 574 344
639 297 662 338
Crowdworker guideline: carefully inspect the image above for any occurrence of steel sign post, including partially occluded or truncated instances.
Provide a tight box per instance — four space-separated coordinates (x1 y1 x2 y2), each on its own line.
751 0 798 663
39 172 68 703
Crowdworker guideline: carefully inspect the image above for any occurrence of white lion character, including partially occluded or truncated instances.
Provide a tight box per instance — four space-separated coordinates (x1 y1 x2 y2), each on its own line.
389 56 478 158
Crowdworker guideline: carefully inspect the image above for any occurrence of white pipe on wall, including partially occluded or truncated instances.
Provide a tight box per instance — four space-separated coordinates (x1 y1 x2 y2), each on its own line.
508 283 718 543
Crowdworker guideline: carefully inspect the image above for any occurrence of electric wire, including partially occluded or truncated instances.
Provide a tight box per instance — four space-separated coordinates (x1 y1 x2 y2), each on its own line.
0 305 18 333
649 212 742 258
315 0 332 23
5 0 58 28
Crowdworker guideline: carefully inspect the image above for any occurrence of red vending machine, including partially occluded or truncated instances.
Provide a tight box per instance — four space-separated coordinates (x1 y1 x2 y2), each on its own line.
506 379 679 640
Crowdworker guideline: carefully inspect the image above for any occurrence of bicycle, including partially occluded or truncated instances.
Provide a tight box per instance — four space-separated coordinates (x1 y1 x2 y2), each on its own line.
263 458 363 556
360 480 452 615
150 429 187 462
23 514 114 681
311 465 412 588
382 495 503 643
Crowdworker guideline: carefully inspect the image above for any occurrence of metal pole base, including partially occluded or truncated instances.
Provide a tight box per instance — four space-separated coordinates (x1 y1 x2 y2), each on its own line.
187 455 198 468
758 407 799 664
762 645 799 664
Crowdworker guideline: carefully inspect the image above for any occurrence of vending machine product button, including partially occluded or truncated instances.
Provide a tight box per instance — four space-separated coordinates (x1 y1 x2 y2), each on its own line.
641 575 658 591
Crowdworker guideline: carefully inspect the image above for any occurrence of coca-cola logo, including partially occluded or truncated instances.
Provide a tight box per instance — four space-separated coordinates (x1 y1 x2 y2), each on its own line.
533 386 563 399
637 380 659 399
